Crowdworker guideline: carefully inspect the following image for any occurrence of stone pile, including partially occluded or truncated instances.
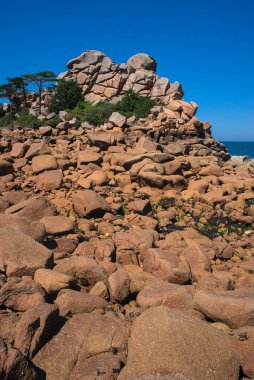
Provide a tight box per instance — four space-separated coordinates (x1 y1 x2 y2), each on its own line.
60 50 184 104
0 51 254 380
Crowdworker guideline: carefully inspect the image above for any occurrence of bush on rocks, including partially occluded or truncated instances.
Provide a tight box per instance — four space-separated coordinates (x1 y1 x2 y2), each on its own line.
65 90 157 127
114 90 157 119
49 79 83 112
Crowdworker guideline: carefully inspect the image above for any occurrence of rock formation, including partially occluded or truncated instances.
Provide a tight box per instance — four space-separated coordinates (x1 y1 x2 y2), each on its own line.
60 50 182 105
0 50 254 380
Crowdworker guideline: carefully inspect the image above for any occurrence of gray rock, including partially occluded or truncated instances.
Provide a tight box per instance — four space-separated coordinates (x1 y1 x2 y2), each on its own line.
67 50 106 69
127 53 157 72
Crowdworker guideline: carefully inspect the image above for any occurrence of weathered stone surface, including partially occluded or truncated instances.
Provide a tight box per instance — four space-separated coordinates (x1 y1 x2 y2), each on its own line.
5 196 56 221
0 227 52 276
0 214 46 242
0 338 39 380
127 53 157 71
0 49 253 380
137 280 194 311
35 169 63 191
78 150 102 166
25 141 51 159
41 215 74 235
0 310 21 344
32 154 58 173
0 277 46 311
118 307 240 380
54 256 108 286
109 112 127 128
127 199 151 214
123 375 192 380
108 268 130 303
34 268 75 294
0 159 13 176
33 312 129 380
67 50 106 69
55 288 107 316
143 248 191 285
14 303 59 358
114 228 157 265
72 190 110 217
1 191 27 205
194 289 254 328
10 142 26 158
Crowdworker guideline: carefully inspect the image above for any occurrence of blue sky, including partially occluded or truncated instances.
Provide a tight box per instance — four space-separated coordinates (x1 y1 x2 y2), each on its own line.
0 0 253 141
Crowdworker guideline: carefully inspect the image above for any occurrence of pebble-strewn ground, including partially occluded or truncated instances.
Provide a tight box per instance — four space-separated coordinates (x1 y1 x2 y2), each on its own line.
0 51 254 380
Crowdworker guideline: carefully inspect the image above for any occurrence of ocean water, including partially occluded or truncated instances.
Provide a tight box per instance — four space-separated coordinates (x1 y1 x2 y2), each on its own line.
221 141 254 159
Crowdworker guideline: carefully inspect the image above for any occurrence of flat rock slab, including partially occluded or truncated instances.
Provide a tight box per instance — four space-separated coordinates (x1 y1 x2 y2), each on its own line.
194 289 254 328
0 227 53 277
5 196 55 221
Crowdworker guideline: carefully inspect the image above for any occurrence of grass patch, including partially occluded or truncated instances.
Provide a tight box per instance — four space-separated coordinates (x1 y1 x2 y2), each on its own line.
15 109 41 128
66 91 158 127
0 112 16 128
114 90 158 119
42 115 61 128
66 101 115 127
0 90 159 129
0 109 41 129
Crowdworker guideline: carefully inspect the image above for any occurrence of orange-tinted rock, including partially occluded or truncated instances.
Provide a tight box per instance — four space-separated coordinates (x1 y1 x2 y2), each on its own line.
0 227 52 276
72 190 110 218
0 277 46 311
118 307 239 380
55 288 107 316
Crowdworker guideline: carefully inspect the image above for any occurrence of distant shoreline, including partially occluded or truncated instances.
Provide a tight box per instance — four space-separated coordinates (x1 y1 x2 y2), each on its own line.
221 141 254 159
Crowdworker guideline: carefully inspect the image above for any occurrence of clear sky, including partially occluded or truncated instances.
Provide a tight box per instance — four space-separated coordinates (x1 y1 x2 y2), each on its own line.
1 0 253 141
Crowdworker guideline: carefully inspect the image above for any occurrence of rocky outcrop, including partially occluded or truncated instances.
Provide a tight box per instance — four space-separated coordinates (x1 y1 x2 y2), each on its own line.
61 50 179 105
0 50 254 380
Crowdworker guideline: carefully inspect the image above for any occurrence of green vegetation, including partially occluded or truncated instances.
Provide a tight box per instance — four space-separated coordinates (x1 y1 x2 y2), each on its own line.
42 114 61 128
114 90 157 119
0 109 41 129
7 76 30 108
66 101 115 126
0 112 16 128
0 104 5 118
24 72 56 114
65 90 157 126
15 109 41 128
0 77 158 129
50 80 83 112
0 83 21 111
0 72 56 116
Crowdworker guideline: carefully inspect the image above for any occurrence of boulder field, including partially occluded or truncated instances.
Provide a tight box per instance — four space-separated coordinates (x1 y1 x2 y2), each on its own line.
0 51 254 380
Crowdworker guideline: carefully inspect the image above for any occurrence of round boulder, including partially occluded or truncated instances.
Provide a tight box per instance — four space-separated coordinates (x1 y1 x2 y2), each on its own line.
127 53 157 72
118 306 240 380
67 50 106 69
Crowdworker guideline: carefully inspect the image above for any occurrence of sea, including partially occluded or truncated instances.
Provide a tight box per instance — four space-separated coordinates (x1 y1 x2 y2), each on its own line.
221 141 254 159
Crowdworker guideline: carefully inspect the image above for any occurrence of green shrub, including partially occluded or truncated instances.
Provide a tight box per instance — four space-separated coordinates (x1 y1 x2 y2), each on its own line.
0 112 16 128
50 79 83 112
0 109 42 129
114 90 157 119
65 91 157 127
65 101 93 120
0 104 5 118
15 109 41 128
81 103 115 126
42 114 61 128
66 101 115 126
